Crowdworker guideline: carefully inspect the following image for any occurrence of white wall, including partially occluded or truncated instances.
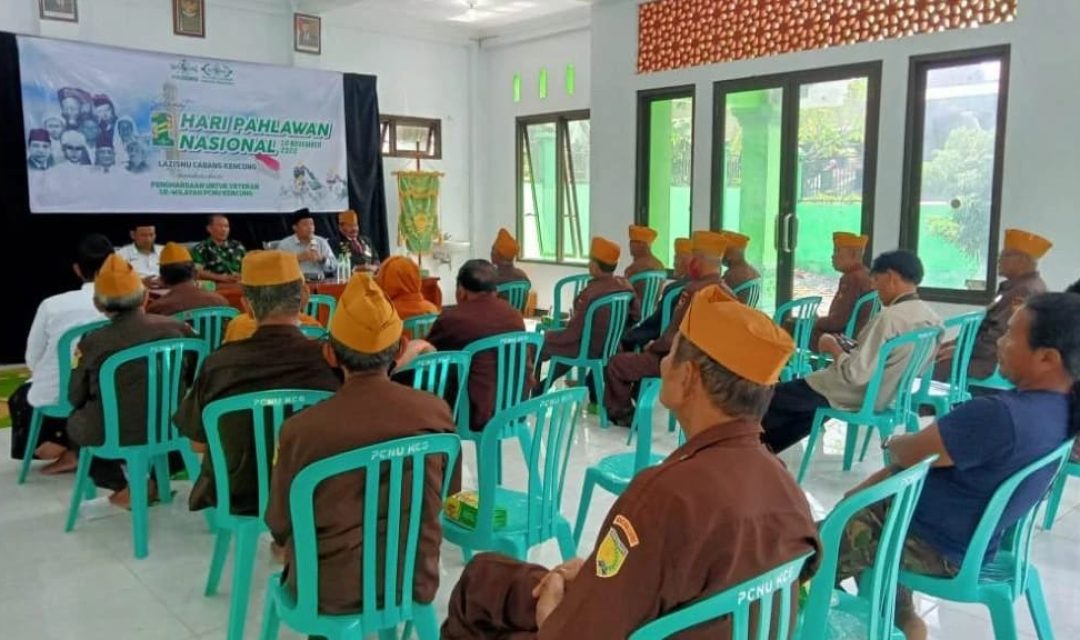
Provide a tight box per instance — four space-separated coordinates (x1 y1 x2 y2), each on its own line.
477 25 592 309
591 0 1080 296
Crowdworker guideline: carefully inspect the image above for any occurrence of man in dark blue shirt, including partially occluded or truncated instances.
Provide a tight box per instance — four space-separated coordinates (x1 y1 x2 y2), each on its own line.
835 292 1080 640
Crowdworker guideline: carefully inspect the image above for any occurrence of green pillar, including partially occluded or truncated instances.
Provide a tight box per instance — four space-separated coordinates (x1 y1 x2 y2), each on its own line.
730 94 782 274
648 101 673 266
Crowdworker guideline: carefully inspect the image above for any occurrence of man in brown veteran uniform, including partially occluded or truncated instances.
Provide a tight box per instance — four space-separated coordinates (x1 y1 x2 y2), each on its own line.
602 231 729 426
491 228 531 287
267 272 455 614
145 242 229 316
68 254 192 507
175 251 340 516
442 285 822 639
426 259 526 431
933 228 1050 382
719 231 762 303
810 232 873 351
625 224 665 303
539 237 640 389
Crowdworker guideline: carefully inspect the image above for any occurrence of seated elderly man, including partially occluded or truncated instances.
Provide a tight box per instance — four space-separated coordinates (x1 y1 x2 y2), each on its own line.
175 251 340 516
145 242 229 316
491 228 530 287
762 250 942 453
278 208 338 280
66 254 192 507
621 237 692 352
719 232 761 301
834 292 1079 640
267 272 456 615
810 232 873 351
442 286 821 639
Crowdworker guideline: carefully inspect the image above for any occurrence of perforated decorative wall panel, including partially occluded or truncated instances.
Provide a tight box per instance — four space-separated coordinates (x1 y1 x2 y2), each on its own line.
637 0 1017 74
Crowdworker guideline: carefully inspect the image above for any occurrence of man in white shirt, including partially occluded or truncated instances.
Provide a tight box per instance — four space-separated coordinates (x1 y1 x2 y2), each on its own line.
277 208 338 280
762 250 942 453
115 223 163 286
19 234 112 473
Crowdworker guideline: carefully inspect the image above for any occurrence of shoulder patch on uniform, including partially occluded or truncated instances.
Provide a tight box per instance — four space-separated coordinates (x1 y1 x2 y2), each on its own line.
612 514 640 547
596 526 630 578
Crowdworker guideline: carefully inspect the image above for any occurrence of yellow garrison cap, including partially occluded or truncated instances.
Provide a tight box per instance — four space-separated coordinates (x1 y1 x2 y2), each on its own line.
722 231 751 250
338 210 359 225
679 284 795 385
674 237 692 257
330 272 403 353
833 232 869 249
240 250 303 286
691 231 728 257
493 228 519 261
159 242 193 266
629 225 658 244
95 254 143 298
591 237 621 265
1004 229 1052 259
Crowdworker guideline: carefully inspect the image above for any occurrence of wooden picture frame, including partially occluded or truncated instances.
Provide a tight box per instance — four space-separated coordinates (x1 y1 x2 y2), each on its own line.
39 0 79 23
294 13 322 55
173 0 206 38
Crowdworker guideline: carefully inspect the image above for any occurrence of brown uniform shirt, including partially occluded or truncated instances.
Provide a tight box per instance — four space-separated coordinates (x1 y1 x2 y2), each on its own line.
969 272 1046 378
426 294 526 430
146 281 230 317
542 275 640 360
723 262 762 304
175 325 341 514
493 261 531 287
266 372 456 614
811 266 873 348
68 311 193 447
647 272 725 356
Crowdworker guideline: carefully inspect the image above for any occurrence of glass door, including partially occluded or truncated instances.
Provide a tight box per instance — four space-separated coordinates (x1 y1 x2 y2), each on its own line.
713 64 880 315
636 87 695 268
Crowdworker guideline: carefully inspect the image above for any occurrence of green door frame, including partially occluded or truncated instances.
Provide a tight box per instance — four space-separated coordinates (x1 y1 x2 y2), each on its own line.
711 61 882 306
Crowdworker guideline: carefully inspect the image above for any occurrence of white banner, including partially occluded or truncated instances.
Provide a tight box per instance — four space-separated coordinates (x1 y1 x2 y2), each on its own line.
18 37 349 213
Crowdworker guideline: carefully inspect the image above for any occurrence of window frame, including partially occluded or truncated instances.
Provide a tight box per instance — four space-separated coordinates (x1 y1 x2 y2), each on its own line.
515 109 591 265
899 45 1011 305
634 85 696 269
380 115 443 160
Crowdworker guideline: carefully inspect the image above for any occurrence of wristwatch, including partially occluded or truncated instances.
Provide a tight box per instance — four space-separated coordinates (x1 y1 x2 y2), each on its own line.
880 435 894 451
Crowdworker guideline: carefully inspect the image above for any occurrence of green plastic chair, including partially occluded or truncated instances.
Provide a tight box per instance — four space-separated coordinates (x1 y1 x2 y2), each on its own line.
969 365 1016 393
442 388 585 562
575 378 665 547
773 296 823 382
259 433 461 640
629 270 667 318
403 313 438 340
547 273 591 329
174 306 240 352
658 281 688 334
899 440 1073 640
846 291 883 340
629 552 815 640
496 280 531 314
1042 458 1080 530
65 337 209 558
201 389 334 640
796 325 943 484
543 291 635 427
394 351 472 427
732 278 763 309
299 325 327 341
798 458 935 640
17 318 108 484
304 294 337 326
912 311 986 417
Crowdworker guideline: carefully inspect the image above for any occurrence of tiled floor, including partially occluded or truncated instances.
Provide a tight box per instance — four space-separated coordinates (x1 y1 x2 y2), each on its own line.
2 412 1078 639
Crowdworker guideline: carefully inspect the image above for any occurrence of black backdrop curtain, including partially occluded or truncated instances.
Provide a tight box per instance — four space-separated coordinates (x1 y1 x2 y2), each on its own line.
0 32 387 363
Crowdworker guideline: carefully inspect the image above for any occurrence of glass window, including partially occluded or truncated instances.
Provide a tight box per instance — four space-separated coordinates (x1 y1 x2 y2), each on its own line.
379 115 442 160
518 111 591 264
637 89 694 268
902 49 1009 300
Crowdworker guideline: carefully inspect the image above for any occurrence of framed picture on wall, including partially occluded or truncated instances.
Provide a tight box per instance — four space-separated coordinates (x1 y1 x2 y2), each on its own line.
294 13 322 55
39 0 79 23
173 0 206 38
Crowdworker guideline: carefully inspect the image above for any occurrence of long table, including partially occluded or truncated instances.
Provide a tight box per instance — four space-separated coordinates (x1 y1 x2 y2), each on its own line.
215 277 443 314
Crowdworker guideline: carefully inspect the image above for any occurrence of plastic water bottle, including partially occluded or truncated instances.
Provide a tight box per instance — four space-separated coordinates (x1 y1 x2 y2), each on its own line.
336 253 352 282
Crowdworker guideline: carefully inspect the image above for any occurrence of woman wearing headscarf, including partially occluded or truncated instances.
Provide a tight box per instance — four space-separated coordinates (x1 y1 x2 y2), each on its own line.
375 256 438 322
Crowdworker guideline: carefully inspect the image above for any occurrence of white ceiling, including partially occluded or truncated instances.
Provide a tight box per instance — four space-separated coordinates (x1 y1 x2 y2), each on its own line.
300 0 590 29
